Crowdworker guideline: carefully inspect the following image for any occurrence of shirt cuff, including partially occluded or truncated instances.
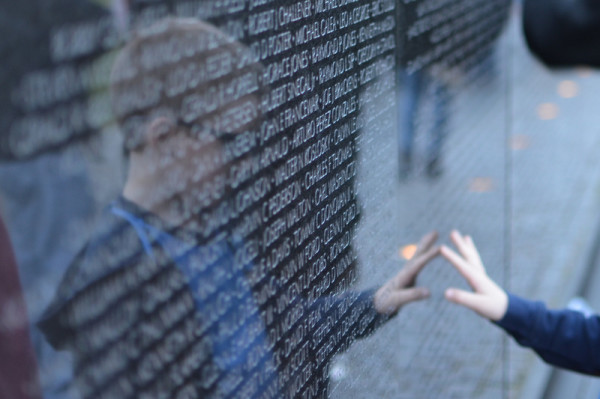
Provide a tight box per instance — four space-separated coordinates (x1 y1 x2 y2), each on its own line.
494 292 539 335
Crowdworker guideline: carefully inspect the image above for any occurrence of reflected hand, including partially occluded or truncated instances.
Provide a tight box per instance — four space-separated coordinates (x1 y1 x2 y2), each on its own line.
374 231 440 315
441 230 508 321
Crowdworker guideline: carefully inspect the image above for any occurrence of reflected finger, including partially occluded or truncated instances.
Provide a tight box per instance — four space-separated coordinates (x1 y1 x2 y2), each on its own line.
398 245 440 286
378 287 430 314
410 245 440 271
414 231 438 256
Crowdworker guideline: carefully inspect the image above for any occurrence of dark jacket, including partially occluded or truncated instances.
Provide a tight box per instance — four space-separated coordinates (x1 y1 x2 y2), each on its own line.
523 0 600 67
38 197 389 398
497 293 600 375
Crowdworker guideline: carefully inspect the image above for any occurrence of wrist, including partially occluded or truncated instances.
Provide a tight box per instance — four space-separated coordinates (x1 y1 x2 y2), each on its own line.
490 289 508 322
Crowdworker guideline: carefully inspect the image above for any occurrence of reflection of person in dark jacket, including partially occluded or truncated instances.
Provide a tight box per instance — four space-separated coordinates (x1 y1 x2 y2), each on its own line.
38 18 440 398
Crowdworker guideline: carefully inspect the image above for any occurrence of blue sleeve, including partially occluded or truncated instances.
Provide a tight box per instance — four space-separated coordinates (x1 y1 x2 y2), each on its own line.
496 293 600 375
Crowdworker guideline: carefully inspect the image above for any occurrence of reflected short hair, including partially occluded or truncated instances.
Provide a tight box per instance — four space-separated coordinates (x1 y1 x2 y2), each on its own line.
110 17 265 153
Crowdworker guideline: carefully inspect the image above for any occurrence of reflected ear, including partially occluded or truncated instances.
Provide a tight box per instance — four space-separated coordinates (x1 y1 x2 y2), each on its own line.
146 117 175 147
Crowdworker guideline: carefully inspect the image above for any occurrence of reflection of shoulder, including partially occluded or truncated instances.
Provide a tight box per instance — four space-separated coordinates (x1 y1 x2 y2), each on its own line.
62 205 145 294
39 201 153 327
38 206 202 396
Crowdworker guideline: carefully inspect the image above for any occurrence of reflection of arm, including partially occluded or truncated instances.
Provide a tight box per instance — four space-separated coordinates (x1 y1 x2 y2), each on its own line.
308 290 391 365
302 232 438 350
496 293 600 376
334 289 391 340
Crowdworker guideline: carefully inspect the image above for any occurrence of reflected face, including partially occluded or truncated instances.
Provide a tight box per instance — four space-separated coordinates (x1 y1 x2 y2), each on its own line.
159 90 262 209
142 125 225 226
113 18 266 228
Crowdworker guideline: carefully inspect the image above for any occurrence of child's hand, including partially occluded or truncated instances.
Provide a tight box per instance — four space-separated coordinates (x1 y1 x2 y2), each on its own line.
374 231 439 315
441 230 508 321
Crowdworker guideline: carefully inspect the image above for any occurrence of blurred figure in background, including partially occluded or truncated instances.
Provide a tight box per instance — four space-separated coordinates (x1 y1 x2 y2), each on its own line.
398 68 449 179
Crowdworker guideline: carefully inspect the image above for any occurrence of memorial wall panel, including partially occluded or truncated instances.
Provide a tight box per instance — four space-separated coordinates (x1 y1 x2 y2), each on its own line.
0 0 511 398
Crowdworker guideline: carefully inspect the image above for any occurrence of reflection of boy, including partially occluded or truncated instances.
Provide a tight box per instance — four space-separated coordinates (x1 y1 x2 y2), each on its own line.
39 18 439 398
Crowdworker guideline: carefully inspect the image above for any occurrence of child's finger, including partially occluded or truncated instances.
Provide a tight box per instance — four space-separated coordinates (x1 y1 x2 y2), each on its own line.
444 288 486 316
441 245 485 290
449 230 474 263
464 235 484 270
